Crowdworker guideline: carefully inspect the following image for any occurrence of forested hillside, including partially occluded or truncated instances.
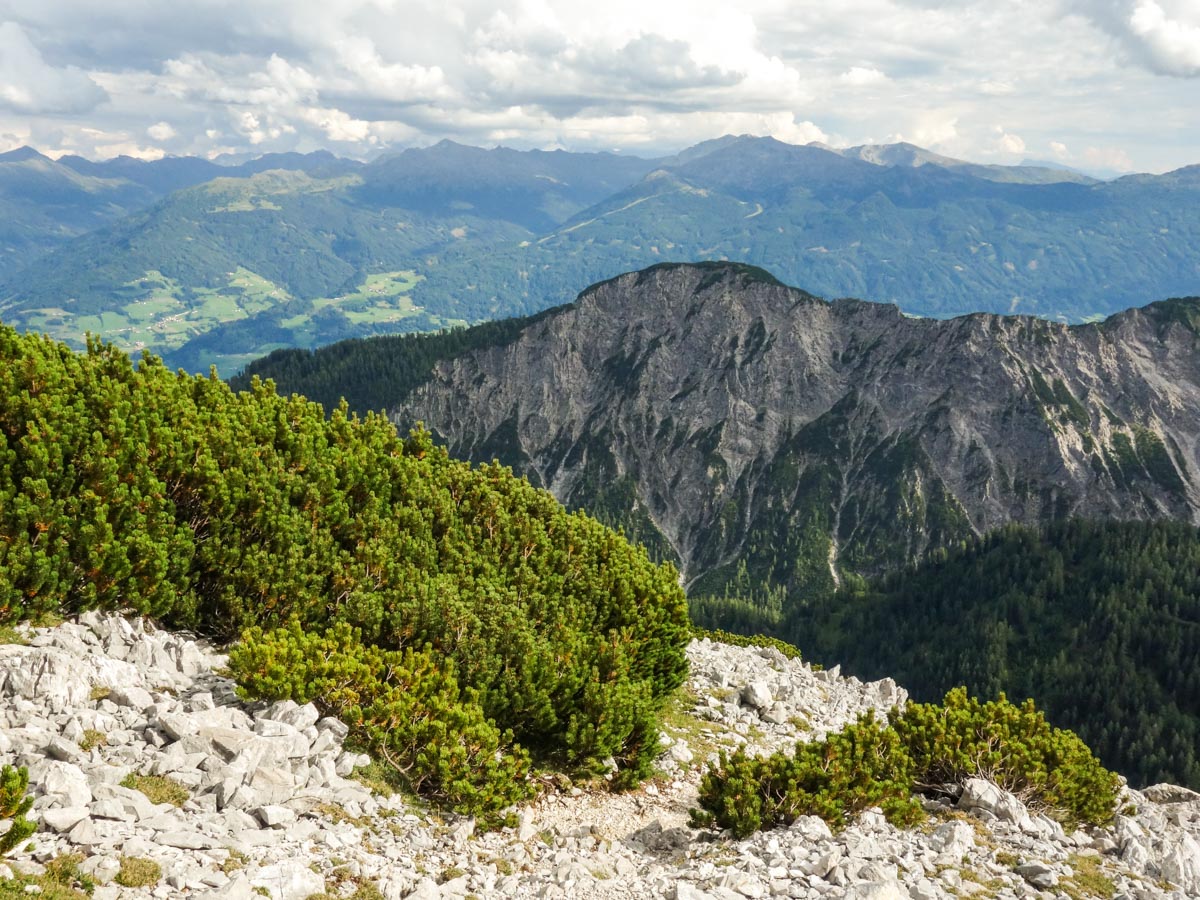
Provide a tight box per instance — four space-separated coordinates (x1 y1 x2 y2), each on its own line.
5 137 1200 374
792 519 1200 790
0 325 690 813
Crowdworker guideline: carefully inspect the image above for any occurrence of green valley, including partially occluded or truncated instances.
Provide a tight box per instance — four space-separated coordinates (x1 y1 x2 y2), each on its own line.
4 138 1200 374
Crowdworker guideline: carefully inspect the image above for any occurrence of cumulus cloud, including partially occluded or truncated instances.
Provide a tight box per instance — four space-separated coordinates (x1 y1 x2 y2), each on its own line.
1084 145 1135 171
839 66 889 86
0 21 106 113
1071 0 1200 76
0 0 1195 171
147 121 176 141
996 131 1026 154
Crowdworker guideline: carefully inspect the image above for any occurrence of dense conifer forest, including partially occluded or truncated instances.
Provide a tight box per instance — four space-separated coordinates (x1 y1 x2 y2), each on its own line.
786 520 1200 790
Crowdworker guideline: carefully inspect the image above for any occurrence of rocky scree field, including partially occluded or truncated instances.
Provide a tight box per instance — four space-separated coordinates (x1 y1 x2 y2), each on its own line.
2 613 1200 899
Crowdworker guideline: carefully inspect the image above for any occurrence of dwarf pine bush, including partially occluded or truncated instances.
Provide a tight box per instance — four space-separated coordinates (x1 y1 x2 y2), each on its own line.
691 712 922 837
0 328 690 812
0 765 35 855
893 687 1120 827
229 621 533 818
693 689 1119 836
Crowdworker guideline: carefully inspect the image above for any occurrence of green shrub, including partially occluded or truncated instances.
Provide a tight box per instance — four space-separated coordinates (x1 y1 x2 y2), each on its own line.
692 689 1119 837
229 620 532 819
0 765 36 855
691 711 922 837
894 687 1119 827
0 328 689 794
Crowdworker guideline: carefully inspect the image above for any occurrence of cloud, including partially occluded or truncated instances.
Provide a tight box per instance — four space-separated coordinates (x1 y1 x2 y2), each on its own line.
0 21 106 113
996 131 1026 154
147 121 176 141
1071 0 1200 76
0 0 1195 171
895 111 959 149
1084 144 1134 171
1129 0 1200 75
839 66 888 86
1050 140 1071 159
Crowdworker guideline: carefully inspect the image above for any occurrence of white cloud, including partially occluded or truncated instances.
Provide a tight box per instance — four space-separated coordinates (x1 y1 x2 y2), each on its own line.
147 121 176 141
1084 145 1135 171
897 111 959 149
0 21 106 113
996 130 1026 154
1129 0 1200 75
1050 140 1071 159
0 0 1195 171
839 66 888 86
1071 0 1200 76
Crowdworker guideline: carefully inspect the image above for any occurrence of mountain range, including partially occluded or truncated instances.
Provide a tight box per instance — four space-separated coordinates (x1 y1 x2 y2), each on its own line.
241 261 1200 602
3 136 1199 374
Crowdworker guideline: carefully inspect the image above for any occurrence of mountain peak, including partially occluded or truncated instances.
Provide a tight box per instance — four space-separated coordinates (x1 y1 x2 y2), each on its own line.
0 145 50 164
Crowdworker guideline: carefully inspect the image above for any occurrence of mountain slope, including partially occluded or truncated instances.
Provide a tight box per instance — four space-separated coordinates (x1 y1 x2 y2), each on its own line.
245 262 1200 602
502 137 1200 320
0 143 662 372
0 147 364 288
797 518 1200 789
5 136 1199 373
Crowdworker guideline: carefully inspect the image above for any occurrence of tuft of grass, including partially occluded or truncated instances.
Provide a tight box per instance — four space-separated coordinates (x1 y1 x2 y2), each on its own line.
221 849 248 874
439 867 465 884
492 858 514 876
89 685 111 702
659 687 723 764
21 853 95 897
79 729 107 752
313 801 367 828
0 624 28 645
1060 854 1117 899
115 857 162 888
0 876 89 899
120 773 189 807
350 758 405 798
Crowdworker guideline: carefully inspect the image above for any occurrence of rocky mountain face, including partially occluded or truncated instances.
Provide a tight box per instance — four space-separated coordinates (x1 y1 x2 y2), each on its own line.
391 262 1200 601
3 613 1199 899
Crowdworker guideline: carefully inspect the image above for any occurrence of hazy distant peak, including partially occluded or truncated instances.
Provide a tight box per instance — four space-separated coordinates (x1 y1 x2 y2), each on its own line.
0 146 51 164
840 142 969 169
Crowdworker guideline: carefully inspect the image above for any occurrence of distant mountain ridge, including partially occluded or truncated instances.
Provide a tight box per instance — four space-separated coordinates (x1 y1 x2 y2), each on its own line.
244 262 1200 606
3 135 1199 373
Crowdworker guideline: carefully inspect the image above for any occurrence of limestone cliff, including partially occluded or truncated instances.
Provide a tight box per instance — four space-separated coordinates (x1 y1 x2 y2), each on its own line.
391 262 1200 600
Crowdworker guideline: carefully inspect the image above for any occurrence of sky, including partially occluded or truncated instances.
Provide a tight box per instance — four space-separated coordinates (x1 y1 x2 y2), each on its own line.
0 0 1197 173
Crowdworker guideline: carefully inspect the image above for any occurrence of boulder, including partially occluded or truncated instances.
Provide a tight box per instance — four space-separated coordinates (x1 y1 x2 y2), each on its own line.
741 681 773 710
1160 832 1200 894
930 821 975 861
845 882 907 900
958 778 1030 826
249 862 325 900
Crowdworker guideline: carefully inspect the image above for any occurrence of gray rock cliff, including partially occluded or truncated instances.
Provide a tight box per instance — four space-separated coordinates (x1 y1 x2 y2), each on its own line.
394 262 1200 597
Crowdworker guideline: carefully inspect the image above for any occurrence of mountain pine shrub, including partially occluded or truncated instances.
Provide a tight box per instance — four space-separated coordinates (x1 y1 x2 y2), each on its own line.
893 687 1120 827
691 711 922 837
693 689 1118 836
229 621 532 818
0 327 689 805
0 765 35 855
